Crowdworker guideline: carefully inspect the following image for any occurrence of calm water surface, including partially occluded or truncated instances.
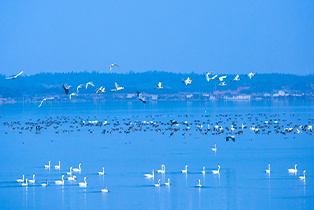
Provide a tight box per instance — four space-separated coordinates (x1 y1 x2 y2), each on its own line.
0 100 313 209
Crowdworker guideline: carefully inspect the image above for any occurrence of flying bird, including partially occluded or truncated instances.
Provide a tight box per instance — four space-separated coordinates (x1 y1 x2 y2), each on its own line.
62 84 71 95
109 63 119 71
204 72 213 82
226 135 235 142
95 86 106 94
155 81 163 89
38 97 54 108
76 84 84 93
69 92 78 100
247 72 256 79
182 77 192 85
218 82 227 87
137 92 146 103
218 76 227 81
5 71 23 80
231 74 240 82
110 82 124 92
85 82 95 89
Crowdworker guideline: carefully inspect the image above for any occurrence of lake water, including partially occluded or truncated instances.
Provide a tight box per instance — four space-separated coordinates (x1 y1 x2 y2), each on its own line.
0 100 313 209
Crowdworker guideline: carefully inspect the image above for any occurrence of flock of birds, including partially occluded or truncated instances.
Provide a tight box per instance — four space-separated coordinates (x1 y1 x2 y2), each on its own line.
15 160 307 192
4 68 257 108
16 161 108 193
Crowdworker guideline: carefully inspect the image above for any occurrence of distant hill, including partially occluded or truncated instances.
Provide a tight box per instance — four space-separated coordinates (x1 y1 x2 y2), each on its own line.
0 71 313 99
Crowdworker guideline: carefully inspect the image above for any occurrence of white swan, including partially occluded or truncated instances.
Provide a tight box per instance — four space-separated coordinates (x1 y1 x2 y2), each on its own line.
21 179 28 187
231 74 240 82
28 175 35 183
218 82 227 87
67 175 77 181
211 144 217 152
157 165 165 173
299 170 306 180
182 77 192 85
154 179 161 187
17 175 24 183
288 164 297 173
73 163 82 172
41 179 48 187
44 161 51 168
38 97 55 108
79 177 87 187
110 81 124 92
101 185 109 193
98 167 105 175
202 166 206 175
85 82 95 89
247 72 256 79
181 165 188 173
197 179 202 188
164 178 170 186
265 164 270 173
144 169 154 178
66 167 72 175
204 72 213 81
155 81 163 89
212 165 220 174
55 175 65 185
109 63 119 71
54 161 60 169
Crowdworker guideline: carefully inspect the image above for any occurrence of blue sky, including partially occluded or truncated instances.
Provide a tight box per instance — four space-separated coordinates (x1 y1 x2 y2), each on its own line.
0 1 313 75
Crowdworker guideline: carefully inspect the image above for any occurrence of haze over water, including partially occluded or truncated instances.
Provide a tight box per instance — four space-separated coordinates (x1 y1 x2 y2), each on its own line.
0 100 313 209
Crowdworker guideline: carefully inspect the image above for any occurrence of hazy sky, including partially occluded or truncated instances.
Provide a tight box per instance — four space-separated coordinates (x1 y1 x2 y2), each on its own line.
0 1 313 75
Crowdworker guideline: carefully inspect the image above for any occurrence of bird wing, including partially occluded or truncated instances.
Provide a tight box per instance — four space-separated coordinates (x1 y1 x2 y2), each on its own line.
234 74 239 80
219 76 227 81
158 82 162 87
115 82 120 89
15 71 23 77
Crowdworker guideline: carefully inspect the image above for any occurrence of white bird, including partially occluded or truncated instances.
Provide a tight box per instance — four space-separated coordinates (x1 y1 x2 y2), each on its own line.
211 144 217 152
202 166 206 175
204 72 213 81
110 81 124 92
67 175 77 181
44 161 51 168
212 165 220 174
144 169 154 178
100 185 109 193
209 75 218 80
79 177 87 187
54 161 60 169
95 86 106 94
299 170 306 180
157 164 165 174
16 175 24 183
154 179 161 187
66 167 72 175
288 164 298 173
85 81 95 89
28 175 35 184
231 74 240 82
218 82 227 87
218 76 227 81
197 179 202 187
6 71 23 80
181 165 188 173
137 92 146 103
55 175 65 185
265 164 270 173
41 179 48 187
38 97 54 108
155 81 163 89
109 63 119 71
182 77 192 85
73 163 82 172
98 167 105 175
247 72 256 79
164 178 170 186
76 84 84 93
21 179 28 187
69 92 78 100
